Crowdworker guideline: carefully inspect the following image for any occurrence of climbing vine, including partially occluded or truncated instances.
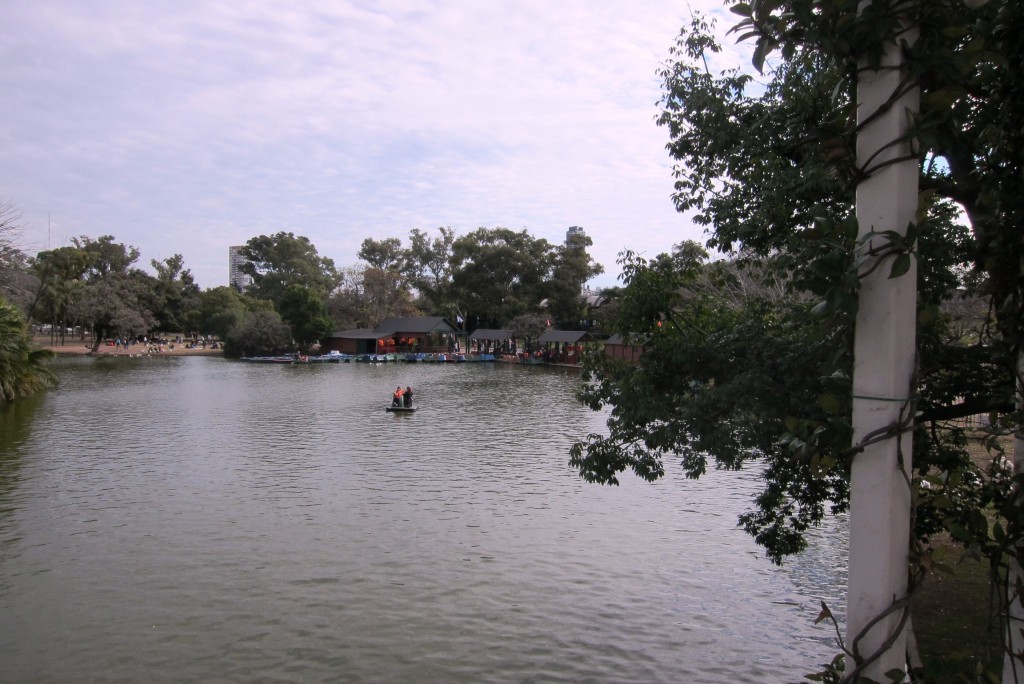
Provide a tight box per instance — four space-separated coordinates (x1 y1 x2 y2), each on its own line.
573 0 1023 680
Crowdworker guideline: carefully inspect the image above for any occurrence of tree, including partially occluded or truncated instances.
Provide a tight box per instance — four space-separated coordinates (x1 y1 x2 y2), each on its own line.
450 227 555 329
279 284 333 350
572 2 1022 679
30 246 91 344
222 309 292 359
506 313 548 351
327 265 416 330
65 236 157 348
326 267 369 330
149 254 200 333
75 271 157 346
73 234 140 278
0 201 35 312
404 228 456 293
360 267 416 326
239 232 339 307
546 227 604 328
358 237 403 271
402 227 460 318
0 295 55 401
187 286 254 340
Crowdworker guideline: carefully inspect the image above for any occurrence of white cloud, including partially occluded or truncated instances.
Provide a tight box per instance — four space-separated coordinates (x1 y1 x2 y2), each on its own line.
0 0 751 289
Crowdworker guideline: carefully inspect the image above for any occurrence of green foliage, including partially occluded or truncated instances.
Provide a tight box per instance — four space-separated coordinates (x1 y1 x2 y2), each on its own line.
506 314 548 344
30 236 214 343
575 2 1024 582
279 284 332 350
72 235 141 279
658 13 853 259
358 237 403 271
75 271 158 344
450 227 555 329
327 265 417 330
190 286 272 340
402 227 458 317
222 309 292 359
148 254 200 333
572 250 851 562
547 228 604 328
59 237 159 344
0 295 55 401
240 232 339 307
355 225 605 331
29 245 90 342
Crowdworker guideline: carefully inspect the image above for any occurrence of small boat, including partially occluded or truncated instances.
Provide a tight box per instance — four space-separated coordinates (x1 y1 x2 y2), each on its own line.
386 403 416 413
307 351 350 363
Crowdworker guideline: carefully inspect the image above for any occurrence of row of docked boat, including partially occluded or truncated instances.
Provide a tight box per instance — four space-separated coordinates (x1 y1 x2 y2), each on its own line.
240 353 349 364
240 352 501 364
386 352 497 363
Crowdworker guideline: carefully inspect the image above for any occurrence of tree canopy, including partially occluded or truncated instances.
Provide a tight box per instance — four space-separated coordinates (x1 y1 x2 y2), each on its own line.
240 232 340 306
279 283 333 349
546 228 605 328
351 225 604 332
402 227 459 319
67 236 158 347
0 295 55 401
222 308 292 359
149 254 200 334
0 202 35 311
450 227 556 330
573 1 1022 677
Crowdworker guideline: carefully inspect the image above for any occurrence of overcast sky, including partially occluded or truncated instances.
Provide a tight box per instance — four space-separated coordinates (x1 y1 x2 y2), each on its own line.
2 1 749 290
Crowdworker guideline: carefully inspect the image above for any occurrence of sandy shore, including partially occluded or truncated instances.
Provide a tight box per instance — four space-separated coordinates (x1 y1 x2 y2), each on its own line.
35 339 223 358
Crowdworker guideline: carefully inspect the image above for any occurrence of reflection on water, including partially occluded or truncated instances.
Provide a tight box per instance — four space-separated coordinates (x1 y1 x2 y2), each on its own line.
0 357 846 683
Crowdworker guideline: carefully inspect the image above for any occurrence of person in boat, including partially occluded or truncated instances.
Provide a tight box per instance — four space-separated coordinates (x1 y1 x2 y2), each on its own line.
403 386 413 408
392 386 404 407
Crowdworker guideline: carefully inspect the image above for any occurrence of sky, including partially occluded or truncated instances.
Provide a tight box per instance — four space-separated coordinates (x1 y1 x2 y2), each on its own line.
1 1 749 290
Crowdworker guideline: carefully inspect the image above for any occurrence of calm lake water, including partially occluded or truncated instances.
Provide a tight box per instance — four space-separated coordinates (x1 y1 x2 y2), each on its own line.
0 356 847 683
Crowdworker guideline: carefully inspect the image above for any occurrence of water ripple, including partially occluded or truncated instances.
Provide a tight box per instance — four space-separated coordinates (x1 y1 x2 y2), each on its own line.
0 357 846 683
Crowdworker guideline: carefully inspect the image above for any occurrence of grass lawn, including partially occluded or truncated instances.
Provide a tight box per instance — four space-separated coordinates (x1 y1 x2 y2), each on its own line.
910 433 1008 681
911 535 1002 681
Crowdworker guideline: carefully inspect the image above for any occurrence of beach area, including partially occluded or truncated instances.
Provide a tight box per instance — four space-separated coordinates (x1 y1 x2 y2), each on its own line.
33 336 223 358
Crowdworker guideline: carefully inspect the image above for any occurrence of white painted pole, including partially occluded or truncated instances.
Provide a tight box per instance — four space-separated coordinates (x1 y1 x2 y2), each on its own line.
847 5 919 680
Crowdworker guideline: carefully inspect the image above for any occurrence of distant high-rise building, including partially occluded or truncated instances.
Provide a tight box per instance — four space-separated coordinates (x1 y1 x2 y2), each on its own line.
228 246 253 291
565 225 586 244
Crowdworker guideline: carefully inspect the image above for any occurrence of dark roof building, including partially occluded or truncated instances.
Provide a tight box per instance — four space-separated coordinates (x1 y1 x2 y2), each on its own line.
322 317 461 355
603 333 648 362
537 330 594 345
374 317 459 335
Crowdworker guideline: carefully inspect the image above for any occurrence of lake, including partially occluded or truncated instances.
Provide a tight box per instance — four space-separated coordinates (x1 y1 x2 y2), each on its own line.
0 356 847 683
